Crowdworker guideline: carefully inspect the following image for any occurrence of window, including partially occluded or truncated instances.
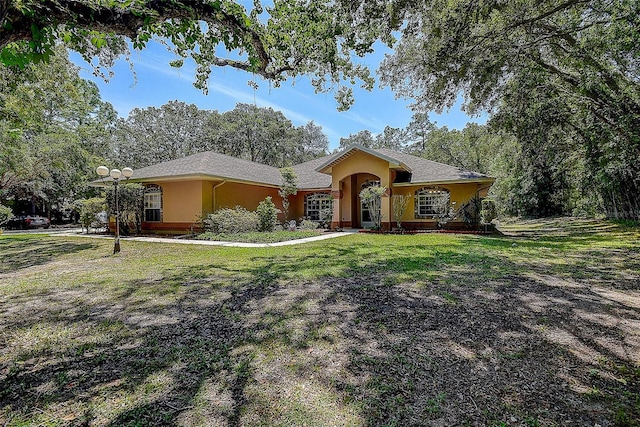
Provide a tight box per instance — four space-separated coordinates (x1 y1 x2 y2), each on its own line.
304 193 333 221
144 185 162 222
415 187 450 218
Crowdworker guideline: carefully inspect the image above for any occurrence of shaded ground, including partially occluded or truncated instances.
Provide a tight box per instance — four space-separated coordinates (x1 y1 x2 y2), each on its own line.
0 218 639 426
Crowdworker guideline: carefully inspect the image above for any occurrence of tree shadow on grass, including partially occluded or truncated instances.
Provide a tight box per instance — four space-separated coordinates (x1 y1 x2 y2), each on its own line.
0 259 284 426
299 225 638 425
1 227 638 426
0 236 97 274
315 270 640 426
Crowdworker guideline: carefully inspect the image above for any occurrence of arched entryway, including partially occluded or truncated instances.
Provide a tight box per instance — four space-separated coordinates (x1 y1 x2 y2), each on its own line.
337 172 382 228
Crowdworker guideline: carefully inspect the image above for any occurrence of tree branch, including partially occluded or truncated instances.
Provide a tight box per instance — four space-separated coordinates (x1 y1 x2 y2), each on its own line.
0 0 278 78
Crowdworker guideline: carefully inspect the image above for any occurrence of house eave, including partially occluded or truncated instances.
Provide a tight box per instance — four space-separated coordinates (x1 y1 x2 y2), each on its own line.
297 186 332 192
89 173 282 189
391 177 496 187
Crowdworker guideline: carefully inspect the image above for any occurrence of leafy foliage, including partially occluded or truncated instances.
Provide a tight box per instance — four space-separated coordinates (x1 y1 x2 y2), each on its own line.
0 203 12 225
338 127 406 151
112 102 329 169
378 0 640 219
299 219 319 230
391 194 411 229
434 197 456 229
457 195 482 230
75 197 106 234
204 206 259 234
105 183 144 236
480 200 497 225
278 167 298 221
256 196 279 232
359 185 386 230
318 198 334 229
0 46 115 215
0 0 380 109
112 101 211 168
205 104 327 167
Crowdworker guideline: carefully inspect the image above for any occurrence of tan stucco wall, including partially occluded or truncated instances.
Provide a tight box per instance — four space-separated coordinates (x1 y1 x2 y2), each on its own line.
290 192 305 220
390 182 486 225
149 180 282 225
214 181 283 218
157 180 206 224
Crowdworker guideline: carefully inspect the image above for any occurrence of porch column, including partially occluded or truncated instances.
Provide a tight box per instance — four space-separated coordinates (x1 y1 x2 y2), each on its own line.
381 192 391 231
381 174 391 231
331 188 342 229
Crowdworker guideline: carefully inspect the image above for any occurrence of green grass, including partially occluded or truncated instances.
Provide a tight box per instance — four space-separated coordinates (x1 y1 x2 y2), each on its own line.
0 218 639 426
196 230 323 243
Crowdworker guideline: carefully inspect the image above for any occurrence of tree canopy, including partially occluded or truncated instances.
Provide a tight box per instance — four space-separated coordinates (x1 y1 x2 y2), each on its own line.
0 46 116 214
378 0 640 219
0 0 384 109
0 49 330 216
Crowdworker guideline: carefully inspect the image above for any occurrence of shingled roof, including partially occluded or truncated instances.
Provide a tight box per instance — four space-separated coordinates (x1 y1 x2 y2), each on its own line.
374 148 491 184
291 155 336 189
125 151 284 187
107 145 491 189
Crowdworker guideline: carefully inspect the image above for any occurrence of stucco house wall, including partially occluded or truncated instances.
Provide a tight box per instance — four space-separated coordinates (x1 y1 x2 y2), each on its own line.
213 181 281 213
97 144 494 234
390 182 489 229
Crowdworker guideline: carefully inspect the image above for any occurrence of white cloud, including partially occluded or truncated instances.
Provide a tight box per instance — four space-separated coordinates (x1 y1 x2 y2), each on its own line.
340 111 387 133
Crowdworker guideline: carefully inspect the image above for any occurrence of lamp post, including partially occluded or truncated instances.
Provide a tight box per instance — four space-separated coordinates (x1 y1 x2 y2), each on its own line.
96 166 133 254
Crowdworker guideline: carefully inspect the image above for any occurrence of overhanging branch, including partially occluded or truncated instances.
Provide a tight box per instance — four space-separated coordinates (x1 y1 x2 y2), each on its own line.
0 0 278 78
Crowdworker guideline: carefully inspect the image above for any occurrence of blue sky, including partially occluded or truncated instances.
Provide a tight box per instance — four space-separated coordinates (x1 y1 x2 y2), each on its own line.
70 41 484 150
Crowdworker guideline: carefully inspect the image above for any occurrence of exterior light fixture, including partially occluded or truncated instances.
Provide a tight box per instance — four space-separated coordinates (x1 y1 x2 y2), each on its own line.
96 165 133 254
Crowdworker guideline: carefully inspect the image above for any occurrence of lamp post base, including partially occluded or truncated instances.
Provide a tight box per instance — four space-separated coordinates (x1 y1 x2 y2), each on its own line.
113 238 121 254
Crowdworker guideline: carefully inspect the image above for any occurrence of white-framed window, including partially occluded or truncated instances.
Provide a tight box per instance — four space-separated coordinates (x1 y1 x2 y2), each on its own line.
304 192 333 221
144 185 162 222
415 187 450 218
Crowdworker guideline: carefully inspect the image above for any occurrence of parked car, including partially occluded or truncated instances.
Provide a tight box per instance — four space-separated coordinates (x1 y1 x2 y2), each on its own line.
5 215 51 230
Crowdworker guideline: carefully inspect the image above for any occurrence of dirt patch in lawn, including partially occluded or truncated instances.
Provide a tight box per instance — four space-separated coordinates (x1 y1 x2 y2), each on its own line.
0 218 639 426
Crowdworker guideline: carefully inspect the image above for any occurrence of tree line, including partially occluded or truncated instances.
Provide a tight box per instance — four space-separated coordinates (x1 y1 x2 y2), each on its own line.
0 48 329 218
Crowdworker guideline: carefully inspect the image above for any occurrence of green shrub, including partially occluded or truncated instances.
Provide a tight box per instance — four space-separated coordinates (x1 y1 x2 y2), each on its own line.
75 198 106 233
105 183 144 235
481 199 497 224
0 204 12 226
319 199 334 228
204 206 259 234
359 185 386 229
299 219 319 230
435 199 456 229
458 195 482 229
256 196 279 232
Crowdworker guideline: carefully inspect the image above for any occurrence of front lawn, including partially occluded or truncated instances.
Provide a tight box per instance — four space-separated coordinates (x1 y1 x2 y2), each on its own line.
0 218 639 426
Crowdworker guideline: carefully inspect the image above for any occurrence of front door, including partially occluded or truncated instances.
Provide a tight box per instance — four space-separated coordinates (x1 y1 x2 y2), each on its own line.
360 179 381 228
361 201 374 228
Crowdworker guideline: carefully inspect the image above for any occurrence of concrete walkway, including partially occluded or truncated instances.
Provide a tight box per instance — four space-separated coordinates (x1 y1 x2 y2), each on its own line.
40 228 359 248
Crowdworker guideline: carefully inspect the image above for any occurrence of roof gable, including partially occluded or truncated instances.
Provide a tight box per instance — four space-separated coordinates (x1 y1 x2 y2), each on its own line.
315 144 411 174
